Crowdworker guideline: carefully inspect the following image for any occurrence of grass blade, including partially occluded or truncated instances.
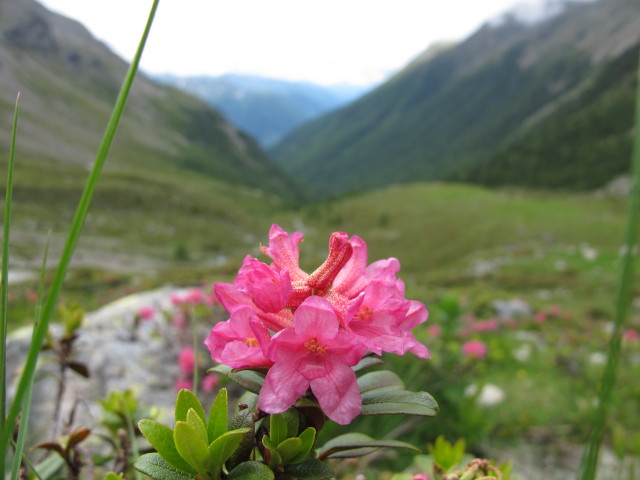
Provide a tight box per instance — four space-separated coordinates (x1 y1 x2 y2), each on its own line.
10 234 50 480
0 92 20 476
0 0 160 461
577 49 640 480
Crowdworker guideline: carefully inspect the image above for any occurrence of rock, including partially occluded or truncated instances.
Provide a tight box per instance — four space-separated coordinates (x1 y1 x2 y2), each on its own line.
6 285 219 444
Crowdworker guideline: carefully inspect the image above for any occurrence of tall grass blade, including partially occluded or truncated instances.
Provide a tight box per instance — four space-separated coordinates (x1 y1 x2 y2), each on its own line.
0 0 160 463
10 234 50 480
0 92 20 476
577 48 640 480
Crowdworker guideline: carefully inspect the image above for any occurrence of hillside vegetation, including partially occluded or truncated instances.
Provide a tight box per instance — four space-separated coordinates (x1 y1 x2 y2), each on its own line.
269 0 640 197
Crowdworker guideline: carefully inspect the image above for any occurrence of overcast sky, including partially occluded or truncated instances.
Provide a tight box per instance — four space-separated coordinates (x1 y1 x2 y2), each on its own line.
38 0 527 85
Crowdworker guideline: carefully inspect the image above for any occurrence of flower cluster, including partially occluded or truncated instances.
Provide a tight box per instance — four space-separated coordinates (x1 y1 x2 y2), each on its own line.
205 224 429 424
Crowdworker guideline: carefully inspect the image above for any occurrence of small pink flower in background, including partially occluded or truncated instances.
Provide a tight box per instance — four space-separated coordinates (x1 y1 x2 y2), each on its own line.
172 312 186 329
462 340 488 359
411 475 430 480
178 347 195 375
138 305 156 320
427 324 441 338
175 378 193 392
623 329 639 342
25 290 39 303
534 311 546 324
473 319 499 332
184 288 207 305
201 374 219 393
548 304 562 316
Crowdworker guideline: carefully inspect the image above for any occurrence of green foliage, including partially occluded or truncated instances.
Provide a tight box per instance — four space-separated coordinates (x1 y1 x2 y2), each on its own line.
137 388 251 480
261 412 316 468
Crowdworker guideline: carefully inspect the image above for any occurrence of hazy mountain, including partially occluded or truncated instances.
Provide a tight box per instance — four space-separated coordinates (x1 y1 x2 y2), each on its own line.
269 0 640 197
155 73 371 147
0 0 297 197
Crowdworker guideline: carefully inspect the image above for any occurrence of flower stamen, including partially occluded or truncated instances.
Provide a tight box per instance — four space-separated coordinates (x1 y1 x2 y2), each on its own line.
304 337 326 354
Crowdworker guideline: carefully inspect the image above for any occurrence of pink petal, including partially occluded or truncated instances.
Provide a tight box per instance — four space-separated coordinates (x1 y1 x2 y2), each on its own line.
262 224 307 282
294 296 339 341
310 363 361 425
333 235 368 298
259 360 309 414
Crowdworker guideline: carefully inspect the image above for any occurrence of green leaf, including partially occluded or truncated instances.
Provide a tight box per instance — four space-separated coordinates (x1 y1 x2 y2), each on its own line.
186 408 208 446
138 420 196 474
208 428 252 475
134 453 197 480
208 388 228 442
175 390 206 425
270 413 288 445
225 404 255 471
352 355 385 372
283 459 333 479
317 433 419 460
360 390 439 416
289 427 316 464
103 473 124 480
277 437 303 465
227 461 274 480
210 365 265 394
173 422 210 474
281 408 300 439
358 371 405 397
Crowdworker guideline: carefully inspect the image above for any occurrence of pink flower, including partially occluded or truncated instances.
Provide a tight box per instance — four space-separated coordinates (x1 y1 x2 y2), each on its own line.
175 379 193 392
178 347 196 375
345 279 429 358
205 305 273 369
201 374 219 393
623 329 639 342
207 224 431 424
427 324 441 338
534 311 546 324
138 306 156 320
473 319 499 332
411 475 430 480
259 297 367 425
462 340 488 359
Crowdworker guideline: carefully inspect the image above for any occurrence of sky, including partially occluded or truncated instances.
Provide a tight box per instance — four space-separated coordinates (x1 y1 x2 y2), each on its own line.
37 0 526 86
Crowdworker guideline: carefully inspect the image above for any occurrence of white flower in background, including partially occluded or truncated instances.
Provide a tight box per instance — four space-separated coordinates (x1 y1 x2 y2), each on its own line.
513 343 533 362
580 243 598 261
465 383 505 407
589 352 607 366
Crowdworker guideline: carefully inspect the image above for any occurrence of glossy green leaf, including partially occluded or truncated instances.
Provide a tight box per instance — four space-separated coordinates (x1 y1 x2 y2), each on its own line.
277 437 303 464
270 413 288 445
358 371 404 397
138 420 196 474
175 390 206 425
227 461 275 480
283 459 333 479
134 453 197 480
360 390 439 416
208 388 228 442
173 422 210 474
208 428 252 475
186 408 208 446
352 355 385 372
289 427 316 464
317 433 419 460
210 365 265 394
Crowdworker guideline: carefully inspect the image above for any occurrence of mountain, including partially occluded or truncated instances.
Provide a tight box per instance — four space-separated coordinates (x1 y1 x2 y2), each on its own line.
0 0 302 272
269 0 640 197
0 0 297 196
155 73 370 147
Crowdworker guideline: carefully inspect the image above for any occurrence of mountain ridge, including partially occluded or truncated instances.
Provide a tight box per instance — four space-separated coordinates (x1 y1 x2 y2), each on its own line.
269 0 640 197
